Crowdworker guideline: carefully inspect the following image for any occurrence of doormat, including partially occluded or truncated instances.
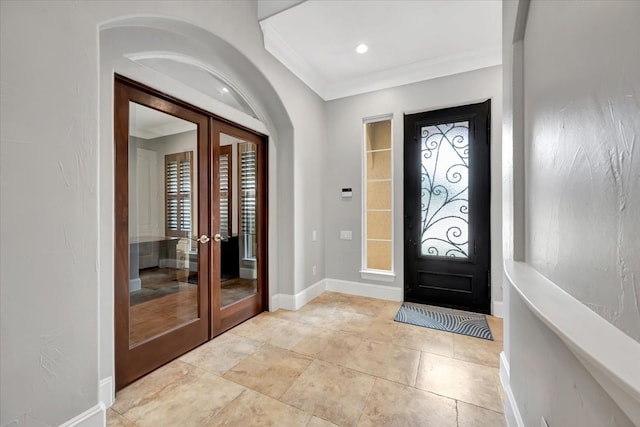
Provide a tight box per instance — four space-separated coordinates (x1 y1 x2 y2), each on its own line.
394 302 493 340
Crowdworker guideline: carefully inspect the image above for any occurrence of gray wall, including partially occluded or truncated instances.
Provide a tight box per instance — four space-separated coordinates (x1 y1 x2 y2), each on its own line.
324 66 504 308
503 0 639 425
1 1 327 425
1 2 100 425
510 291 633 427
524 0 640 343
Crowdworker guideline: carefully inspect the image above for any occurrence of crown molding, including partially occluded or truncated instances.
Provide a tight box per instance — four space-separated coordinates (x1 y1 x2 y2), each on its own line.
260 20 327 98
260 21 502 101
324 46 502 100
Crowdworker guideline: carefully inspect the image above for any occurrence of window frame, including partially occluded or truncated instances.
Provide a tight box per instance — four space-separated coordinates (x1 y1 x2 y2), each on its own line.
360 114 396 282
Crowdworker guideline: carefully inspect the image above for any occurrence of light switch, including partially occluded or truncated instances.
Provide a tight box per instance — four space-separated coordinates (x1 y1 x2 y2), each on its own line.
340 230 352 240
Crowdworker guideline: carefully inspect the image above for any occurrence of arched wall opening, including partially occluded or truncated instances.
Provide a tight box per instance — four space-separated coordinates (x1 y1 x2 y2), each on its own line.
98 16 295 399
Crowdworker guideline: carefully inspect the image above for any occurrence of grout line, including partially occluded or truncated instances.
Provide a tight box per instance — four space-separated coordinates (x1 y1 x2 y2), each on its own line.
457 400 506 416
118 294 505 425
203 388 248 425
356 376 377 426
276 359 314 403
415 350 425 390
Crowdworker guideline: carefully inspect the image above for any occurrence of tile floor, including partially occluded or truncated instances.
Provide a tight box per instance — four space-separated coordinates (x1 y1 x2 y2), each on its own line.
108 291 506 427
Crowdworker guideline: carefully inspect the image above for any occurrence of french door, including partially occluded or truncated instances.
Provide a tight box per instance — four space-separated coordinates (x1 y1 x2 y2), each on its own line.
209 120 267 337
403 100 490 313
114 76 267 390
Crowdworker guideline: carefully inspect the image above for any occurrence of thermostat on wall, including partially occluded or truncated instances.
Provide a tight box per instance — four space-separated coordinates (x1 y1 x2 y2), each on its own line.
341 188 353 198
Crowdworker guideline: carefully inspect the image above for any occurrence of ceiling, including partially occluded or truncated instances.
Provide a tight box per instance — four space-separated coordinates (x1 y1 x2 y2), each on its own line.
129 102 196 139
260 0 502 100
129 103 248 143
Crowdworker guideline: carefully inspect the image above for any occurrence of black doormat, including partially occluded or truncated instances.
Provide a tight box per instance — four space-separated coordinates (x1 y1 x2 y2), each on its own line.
394 302 493 340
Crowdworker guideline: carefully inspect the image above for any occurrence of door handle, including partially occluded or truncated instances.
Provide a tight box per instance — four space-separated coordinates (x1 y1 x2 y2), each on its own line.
213 234 222 242
196 234 210 244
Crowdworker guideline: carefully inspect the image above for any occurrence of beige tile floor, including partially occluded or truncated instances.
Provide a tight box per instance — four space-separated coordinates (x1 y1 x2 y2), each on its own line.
108 292 506 427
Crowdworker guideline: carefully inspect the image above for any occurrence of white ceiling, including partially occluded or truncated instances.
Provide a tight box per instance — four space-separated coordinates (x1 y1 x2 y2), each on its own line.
129 102 196 139
260 0 502 100
129 102 248 144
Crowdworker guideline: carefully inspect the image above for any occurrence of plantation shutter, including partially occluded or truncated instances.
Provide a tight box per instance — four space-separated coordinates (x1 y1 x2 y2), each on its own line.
238 143 256 258
219 145 232 238
165 151 193 237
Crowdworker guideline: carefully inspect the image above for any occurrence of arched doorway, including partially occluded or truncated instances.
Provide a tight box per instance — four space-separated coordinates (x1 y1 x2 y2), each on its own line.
99 16 294 392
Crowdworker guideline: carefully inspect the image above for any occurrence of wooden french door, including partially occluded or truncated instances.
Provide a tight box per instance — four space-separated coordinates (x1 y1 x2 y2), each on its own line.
404 101 491 313
114 76 267 390
210 121 267 337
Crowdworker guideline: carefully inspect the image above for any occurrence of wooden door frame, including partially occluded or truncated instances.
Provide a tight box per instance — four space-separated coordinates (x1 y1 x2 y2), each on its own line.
114 75 269 390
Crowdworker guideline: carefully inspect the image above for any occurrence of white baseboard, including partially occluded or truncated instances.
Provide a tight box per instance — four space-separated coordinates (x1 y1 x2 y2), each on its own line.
269 278 402 313
500 351 524 427
129 278 141 292
59 403 105 427
269 293 281 312
492 300 504 318
325 278 403 301
275 293 296 311
99 376 113 408
270 279 326 311
295 279 326 308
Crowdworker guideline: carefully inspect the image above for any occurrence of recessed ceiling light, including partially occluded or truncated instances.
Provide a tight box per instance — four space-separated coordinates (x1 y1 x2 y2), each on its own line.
222 87 229 93
356 43 368 54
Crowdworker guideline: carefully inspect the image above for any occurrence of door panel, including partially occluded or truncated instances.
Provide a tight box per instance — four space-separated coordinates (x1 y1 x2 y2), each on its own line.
115 78 211 390
404 101 490 313
211 121 266 337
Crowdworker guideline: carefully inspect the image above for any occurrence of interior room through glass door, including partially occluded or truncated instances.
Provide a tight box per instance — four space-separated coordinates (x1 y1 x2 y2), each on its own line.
114 76 267 390
114 77 211 390
128 103 200 347
211 121 266 336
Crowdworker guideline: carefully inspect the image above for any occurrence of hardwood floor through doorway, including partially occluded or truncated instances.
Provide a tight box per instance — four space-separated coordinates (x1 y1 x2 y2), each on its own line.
129 270 259 346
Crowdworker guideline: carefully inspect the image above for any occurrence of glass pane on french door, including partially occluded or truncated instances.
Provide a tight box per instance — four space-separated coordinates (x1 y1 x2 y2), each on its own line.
219 132 258 308
127 102 200 348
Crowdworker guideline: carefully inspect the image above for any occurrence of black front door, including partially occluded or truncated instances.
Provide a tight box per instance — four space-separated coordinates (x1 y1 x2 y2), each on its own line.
404 101 491 313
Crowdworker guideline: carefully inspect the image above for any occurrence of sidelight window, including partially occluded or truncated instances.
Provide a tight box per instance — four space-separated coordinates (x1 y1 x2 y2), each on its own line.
362 116 394 278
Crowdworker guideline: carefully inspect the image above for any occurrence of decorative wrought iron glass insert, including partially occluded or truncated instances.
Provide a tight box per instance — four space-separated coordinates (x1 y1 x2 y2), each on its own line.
420 121 469 258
